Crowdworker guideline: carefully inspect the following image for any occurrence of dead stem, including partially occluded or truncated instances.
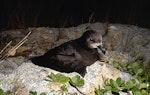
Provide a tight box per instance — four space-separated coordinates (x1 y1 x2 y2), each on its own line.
0 41 12 55
0 31 31 63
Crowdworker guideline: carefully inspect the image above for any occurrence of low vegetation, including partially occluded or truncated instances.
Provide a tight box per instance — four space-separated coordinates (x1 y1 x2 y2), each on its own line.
48 73 84 87
48 73 84 95
95 61 150 95
0 88 11 95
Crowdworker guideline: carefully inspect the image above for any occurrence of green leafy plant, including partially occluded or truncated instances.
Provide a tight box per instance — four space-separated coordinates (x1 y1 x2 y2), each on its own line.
29 91 37 95
95 77 149 95
95 86 105 95
70 75 84 87
61 84 68 95
40 92 46 95
61 84 68 92
48 73 84 94
48 73 84 87
105 78 126 93
112 61 150 84
95 61 150 95
0 88 11 95
48 73 70 83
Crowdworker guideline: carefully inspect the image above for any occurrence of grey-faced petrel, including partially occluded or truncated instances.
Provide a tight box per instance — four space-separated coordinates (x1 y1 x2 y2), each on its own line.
31 30 106 76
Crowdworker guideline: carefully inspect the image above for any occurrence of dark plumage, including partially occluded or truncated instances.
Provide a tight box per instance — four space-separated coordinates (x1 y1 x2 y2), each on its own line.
31 30 105 76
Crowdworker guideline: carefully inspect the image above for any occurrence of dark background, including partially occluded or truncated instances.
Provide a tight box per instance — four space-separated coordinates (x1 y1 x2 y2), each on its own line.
0 0 150 31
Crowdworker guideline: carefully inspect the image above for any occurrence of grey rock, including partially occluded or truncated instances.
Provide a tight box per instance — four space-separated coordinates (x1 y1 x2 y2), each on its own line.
0 59 18 74
0 60 132 95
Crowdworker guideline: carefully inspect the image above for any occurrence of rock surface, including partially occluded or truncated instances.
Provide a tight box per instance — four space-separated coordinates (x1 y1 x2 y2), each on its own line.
0 60 131 95
0 22 150 95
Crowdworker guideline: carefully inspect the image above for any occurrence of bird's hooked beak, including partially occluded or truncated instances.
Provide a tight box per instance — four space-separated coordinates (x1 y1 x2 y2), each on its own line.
97 45 106 54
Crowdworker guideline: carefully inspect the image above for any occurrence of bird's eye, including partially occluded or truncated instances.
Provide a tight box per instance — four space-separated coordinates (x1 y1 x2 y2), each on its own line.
89 38 95 42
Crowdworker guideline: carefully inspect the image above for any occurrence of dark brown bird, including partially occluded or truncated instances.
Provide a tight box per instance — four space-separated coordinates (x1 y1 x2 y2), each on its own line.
31 30 105 76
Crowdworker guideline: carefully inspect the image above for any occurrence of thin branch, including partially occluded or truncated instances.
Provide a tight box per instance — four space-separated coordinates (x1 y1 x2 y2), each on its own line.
88 13 94 24
0 31 31 63
7 39 27 57
8 31 31 54
0 41 12 55
86 13 95 29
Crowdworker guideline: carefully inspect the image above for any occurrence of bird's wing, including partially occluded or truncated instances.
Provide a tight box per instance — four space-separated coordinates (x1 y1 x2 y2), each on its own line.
44 41 82 64
55 44 78 63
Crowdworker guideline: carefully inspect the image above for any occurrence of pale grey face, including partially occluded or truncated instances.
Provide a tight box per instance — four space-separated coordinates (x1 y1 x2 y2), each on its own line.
86 32 103 49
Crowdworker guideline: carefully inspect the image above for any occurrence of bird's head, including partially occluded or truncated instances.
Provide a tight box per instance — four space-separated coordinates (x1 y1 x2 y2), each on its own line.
81 30 106 54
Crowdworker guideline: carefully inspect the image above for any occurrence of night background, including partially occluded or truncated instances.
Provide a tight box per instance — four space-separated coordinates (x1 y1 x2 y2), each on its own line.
0 0 150 31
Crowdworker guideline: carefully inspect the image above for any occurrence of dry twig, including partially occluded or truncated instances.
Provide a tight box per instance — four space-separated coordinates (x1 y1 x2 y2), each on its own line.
0 41 12 55
0 31 31 63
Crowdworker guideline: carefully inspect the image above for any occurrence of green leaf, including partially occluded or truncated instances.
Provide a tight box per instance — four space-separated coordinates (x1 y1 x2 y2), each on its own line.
30 91 37 95
104 79 110 86
48 73 57 81
110 79 118 88
132 62 139 68
141 89 148 95
48 73 69 83
131 79 136 84
126 79 136 88
40 92 46 95
111 87 119 93
116 77 124 86
141 77 147 82
95 89 104 95
131 86 140 93
105 86 112 91
95 87 105 95
139 83 148 89
121 63 128 67
137 68 143 75
70 75 84 86
113 61 120 68
0 88 4 95
127 64 132 69
133 91 142 95
61 85 68 91
58 75 69 83
0 88 11 95
5 90 11 95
